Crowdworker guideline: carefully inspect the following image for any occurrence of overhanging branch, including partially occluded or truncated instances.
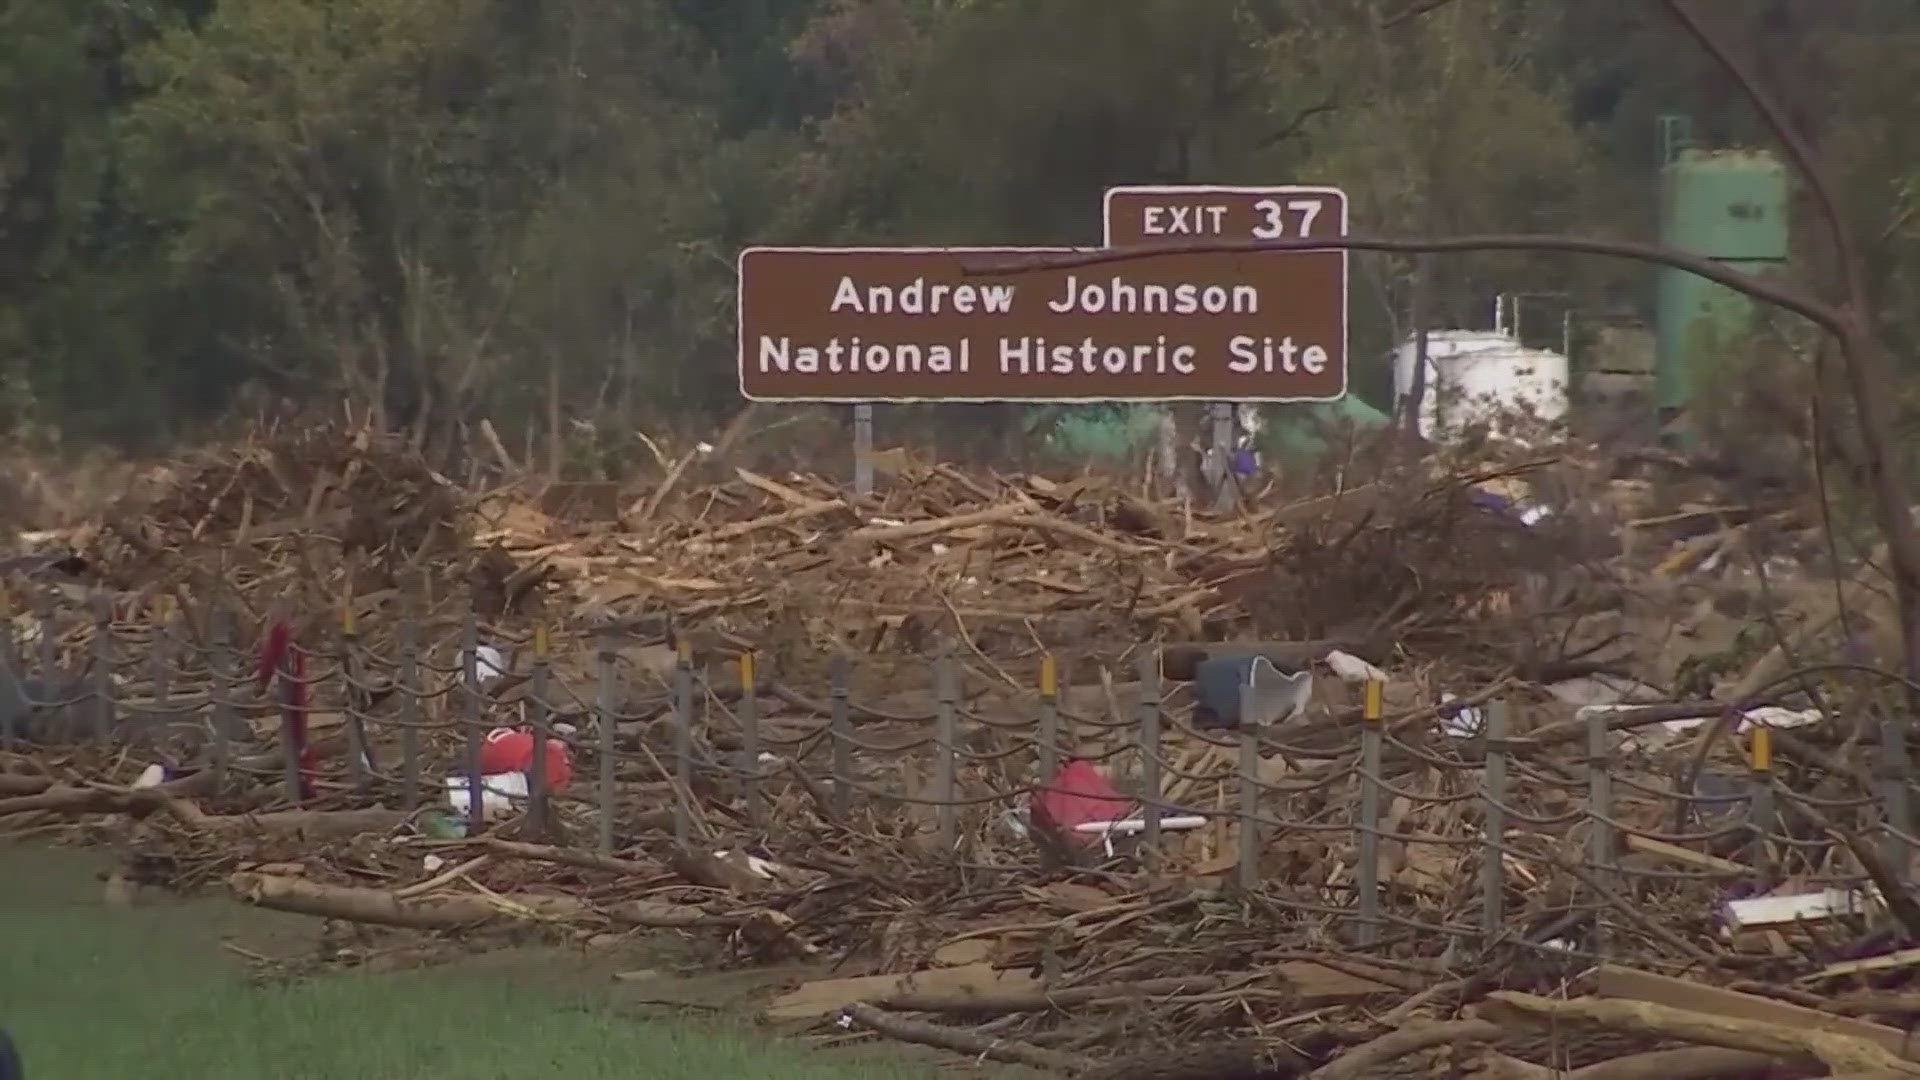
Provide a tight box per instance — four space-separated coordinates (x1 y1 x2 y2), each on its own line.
965 234 1843 334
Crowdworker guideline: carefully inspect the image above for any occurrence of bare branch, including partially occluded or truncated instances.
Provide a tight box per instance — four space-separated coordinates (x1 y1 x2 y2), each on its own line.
966 235 1843 334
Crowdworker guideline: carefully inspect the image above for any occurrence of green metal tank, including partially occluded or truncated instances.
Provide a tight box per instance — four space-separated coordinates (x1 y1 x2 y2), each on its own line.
1653 119 1790 420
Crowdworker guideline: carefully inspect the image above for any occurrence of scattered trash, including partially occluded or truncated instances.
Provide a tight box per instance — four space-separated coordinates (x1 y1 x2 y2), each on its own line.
414 807 467 839
463 644 506 683
444 771 528 819
479 727 574 791
1031 760 1132 851
1192 653 1313 730
1725 887 1880 930
1322 649 1388 684
131 763 167 789
1437 694 1483 738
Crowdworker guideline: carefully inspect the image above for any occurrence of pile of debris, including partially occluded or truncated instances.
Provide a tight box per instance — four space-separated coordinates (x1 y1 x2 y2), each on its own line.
5 423 1917 1077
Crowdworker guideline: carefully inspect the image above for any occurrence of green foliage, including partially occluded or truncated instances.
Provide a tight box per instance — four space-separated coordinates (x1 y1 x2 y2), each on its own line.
3 0 1920 452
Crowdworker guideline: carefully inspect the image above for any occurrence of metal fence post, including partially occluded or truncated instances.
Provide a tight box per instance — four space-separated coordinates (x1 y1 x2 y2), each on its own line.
934 651 958 850
1587 701 1615 955
673 635 693 845
596 631 616 853
148 598 172 746
397 619 419 811
1481 699 1510 948
461 610 483 832
1136 651 1162 856
1356 680 1384 946
1236 681 1259 892
739 650 762 829
1748 726 1775 878
1037 653 1059 783
36 595 55 725
830 655 851 821
92 593 114 740
527 625 552 837
1880 712 1911 888
209 607 232 790
277 632 301 805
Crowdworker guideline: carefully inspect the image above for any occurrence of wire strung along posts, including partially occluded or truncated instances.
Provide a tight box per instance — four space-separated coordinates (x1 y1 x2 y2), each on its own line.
36 593 55 734
1748 725 1775 878
208 606 233 791
1355 679 1385 946
1879 710 1912 889
145 595 171 746
672 633 694 845
934 649 959 851
595 629 616 854
527 623 553 839
829 654 851 822
1036 652 1059 784
396 618 419 812
739 649 762 830
340 595 369 796
1480 699 1511 950
1135 650 1162 858
1236 679 1260 893
92 593 114 740
461 611 484 833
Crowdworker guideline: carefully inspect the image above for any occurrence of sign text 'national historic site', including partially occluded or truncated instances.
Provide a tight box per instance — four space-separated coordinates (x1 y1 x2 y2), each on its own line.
736 186 1348 403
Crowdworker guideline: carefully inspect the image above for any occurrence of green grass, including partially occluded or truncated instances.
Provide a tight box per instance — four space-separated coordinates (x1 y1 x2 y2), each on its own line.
0 847 935 1080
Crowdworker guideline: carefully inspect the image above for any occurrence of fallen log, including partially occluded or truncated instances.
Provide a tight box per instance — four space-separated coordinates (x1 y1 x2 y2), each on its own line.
1304 1019 1501 1080
1478 992 1920 1077
0 775 51 796
229 872 733 931
839 1002 1092 1074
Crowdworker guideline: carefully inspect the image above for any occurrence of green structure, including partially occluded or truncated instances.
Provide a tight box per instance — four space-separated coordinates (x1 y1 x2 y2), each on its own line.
1653 116 1791 420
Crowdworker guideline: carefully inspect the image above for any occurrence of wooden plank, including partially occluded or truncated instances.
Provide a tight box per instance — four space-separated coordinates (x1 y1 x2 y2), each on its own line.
1595 964 1918 1061
1625 835 1749 875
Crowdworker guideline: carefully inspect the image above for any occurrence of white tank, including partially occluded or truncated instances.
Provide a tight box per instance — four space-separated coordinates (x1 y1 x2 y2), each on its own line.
1392 329 1569 443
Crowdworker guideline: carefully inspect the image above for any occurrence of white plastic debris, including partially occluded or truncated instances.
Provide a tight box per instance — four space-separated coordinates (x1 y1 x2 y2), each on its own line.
1438 694 1483 739
553 722 579 737
444 771 527 819
423 854 447 873
1654 706 1823 737
711 849 784 880
1725 887 1880 930
464 644 507 683
1072 816 1207 835
1323 649 1389 684
132 763 167 789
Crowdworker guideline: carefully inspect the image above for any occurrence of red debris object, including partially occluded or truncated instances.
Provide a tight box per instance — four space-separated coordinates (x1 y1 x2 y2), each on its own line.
1031 759 1133 848
479 727 574 791
256 620 318 799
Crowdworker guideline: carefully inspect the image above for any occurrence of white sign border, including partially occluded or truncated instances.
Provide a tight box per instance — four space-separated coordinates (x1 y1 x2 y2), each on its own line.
736 198 1350 405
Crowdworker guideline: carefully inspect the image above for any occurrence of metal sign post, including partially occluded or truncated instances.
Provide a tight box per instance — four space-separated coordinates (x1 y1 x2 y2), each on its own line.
852 403 874 496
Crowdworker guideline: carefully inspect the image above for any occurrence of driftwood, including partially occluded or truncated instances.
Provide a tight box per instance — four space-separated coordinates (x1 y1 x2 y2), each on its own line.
1479 992 1920 1077
1304 1019 1502 1080
1462 1045 1809 1080
839 1002 1093 1074
228 872 733 931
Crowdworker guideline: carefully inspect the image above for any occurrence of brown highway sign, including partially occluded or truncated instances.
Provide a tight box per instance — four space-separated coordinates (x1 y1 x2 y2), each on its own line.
737 239 1347 403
